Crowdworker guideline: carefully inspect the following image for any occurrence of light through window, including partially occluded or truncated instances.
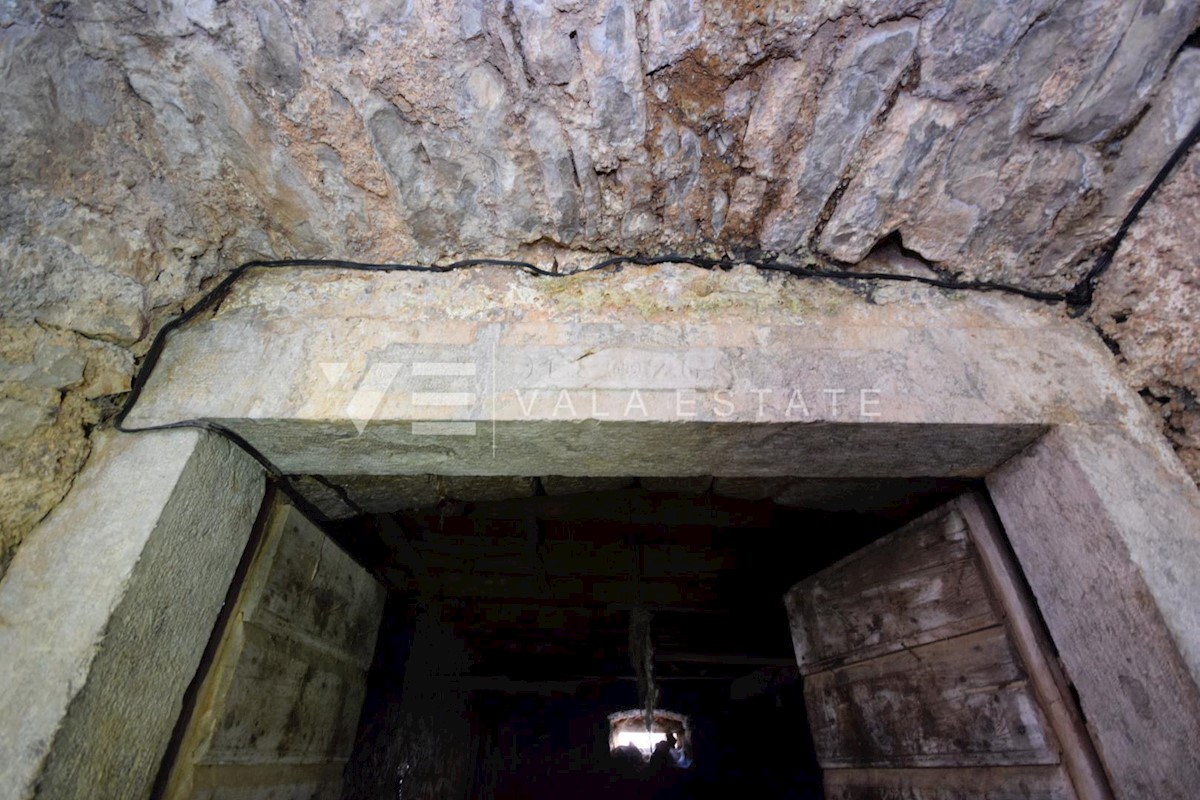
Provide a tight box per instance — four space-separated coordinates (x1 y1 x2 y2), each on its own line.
607 709 692 766
613 729 668 755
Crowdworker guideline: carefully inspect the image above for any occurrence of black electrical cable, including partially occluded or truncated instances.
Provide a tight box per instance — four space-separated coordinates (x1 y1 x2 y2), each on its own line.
1066 114 1200 306
110 252 1075 518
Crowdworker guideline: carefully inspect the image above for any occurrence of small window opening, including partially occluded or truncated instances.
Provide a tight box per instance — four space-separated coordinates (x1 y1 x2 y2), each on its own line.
608 709 692 766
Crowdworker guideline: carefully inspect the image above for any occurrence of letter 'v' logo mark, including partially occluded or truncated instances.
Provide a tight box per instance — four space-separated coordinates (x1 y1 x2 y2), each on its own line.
319 362 401 434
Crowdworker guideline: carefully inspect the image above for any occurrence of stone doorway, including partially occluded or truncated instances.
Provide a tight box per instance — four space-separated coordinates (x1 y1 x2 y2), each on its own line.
159 474 983 799
2 264 1199 800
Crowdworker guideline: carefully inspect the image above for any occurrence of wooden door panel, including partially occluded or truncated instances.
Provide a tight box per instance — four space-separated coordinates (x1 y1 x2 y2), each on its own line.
785 508 999 673
163 500 386 800
786 493 1112 799
806 627 1058 768
200 626 367 766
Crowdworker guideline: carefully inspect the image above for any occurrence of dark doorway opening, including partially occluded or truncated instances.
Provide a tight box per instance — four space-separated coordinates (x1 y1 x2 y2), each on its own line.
324 477 972 799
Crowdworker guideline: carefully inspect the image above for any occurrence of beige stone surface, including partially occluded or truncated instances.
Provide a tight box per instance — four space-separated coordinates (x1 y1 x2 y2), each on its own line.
1094 145 1200 484
284 474 359 519
0 428 265 800
300 473 970 520
989 426 1200 800
640 476 713 495
442 475 538 502
334 473 443 513
122 264 1140 478
770 477 967 512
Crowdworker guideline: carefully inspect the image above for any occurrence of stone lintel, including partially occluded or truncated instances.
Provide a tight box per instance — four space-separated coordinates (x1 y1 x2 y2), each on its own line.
124 265 1136 478
223 419 1046 478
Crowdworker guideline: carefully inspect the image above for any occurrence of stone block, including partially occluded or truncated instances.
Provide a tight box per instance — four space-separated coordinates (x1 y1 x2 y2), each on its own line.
0 429 264 800
988 425 1200 800
122 265 1125 479
541 476 636 495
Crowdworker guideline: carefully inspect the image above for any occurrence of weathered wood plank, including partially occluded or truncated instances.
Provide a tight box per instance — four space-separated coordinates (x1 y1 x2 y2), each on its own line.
805 627 1061 768
824 765 1077 799
164 501 385 800
244 506 386 669
448 488 771 526
199 625 367 765
410 539 736 579
785 507 999 673
956 493 1113 800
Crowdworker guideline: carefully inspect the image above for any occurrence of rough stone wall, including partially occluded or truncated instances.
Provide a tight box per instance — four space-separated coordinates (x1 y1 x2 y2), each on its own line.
1 0 1198 569
1094 147 1200 480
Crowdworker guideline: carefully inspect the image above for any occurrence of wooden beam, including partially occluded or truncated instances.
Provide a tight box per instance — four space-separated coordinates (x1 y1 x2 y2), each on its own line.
654 653 798 666
420 489 773 527
729 666 801 701
381 592 733 615
957 493 1114 800
431 677 587 695
382 571 727 607
423 675 743 694
406 540 735 579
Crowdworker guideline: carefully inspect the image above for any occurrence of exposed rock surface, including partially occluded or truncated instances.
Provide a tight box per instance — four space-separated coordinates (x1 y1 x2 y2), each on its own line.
1094 146 1200 479
0 0 1197 562
0 323 132 569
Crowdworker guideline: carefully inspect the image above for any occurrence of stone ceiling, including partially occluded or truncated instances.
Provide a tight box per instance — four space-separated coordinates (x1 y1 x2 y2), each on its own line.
1 0 1198 566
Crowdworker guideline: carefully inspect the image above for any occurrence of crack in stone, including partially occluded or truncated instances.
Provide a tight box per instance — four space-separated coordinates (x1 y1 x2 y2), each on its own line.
1068 116 1200 307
